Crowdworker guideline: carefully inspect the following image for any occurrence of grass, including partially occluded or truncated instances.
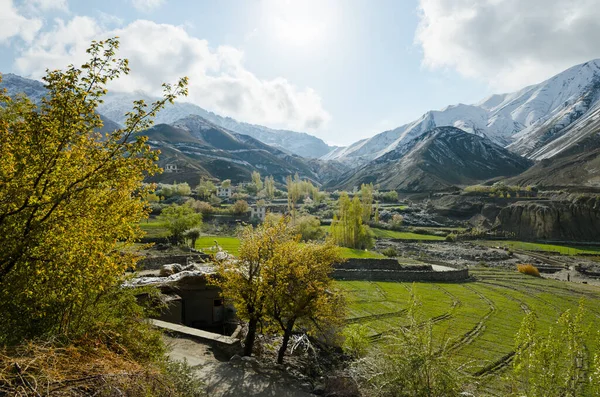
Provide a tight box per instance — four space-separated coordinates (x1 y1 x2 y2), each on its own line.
339 247 384 259
337 267 600 392
195 236 240 256
370 228 445 240
517 263 541 277
481 240 600 255
321 225 446 241
139 218 169 238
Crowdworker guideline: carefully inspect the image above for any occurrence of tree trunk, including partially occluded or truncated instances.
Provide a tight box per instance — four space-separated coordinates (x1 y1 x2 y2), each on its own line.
277 320 295 364
244 317 258 356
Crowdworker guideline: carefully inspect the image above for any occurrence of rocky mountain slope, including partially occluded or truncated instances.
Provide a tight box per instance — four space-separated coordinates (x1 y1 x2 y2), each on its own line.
141 115 320 185
98 91 335 158
326 59 600 167
506 132 600 188
327 127 533 192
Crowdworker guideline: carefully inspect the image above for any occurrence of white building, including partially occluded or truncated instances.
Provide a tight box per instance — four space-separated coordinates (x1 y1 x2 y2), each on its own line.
250 205 266 221
164 163 179 173
217 186 232 198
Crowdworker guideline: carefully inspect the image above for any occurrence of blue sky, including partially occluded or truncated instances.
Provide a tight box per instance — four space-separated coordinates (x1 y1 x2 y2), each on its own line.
2 0 600 146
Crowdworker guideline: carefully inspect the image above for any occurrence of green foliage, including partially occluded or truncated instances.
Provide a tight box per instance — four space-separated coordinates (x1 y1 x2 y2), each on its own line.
330 193 374 249
263 175 276 199
381 190 399 203
158 204 202 244
293 214 325 241
231 199 249 215
221 179 231 188
0 38 187 344
157 182 192 197
342 324 371 358
197 178 216 199
350 289 467 396
163 359 206 397
510 301 592 396
184 227 202 248
251 171 263 191
360 183 374 223
381 247 398 257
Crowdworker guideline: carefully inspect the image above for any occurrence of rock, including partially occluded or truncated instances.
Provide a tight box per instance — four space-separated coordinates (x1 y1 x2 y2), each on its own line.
229 354 242 363
159 263 183 277
494 198 600 241
312 383 326 395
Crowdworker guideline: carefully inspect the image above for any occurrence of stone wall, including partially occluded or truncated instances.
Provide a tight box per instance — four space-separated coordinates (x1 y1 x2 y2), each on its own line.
138 254 210 270
332 258 468 282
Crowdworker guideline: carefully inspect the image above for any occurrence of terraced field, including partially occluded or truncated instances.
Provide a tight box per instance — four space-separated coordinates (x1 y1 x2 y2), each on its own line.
337 267 600 394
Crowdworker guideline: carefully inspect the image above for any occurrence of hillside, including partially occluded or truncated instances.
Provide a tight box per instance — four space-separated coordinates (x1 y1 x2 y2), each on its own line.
507 132 600 188
141 115 320 185
328 127 532 192
98 91 336 158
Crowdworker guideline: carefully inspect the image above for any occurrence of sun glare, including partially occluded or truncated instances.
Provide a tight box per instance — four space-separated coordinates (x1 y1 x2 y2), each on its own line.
262 0 338 48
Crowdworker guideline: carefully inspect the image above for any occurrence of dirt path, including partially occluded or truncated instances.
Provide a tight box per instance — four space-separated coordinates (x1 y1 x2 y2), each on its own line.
164 335 313 397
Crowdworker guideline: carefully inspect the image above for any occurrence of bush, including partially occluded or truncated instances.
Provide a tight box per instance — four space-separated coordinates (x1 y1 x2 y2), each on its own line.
517 263 540 277
293 215 325 241
342 324 371 358
381 247 398 257
231 200 249 215
446 233 457 242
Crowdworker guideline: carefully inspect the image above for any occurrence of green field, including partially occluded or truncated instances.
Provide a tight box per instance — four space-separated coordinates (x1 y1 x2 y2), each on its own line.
338 247 384 259
337 268 600 393
322 225 446 241
481 240 600 255
371 227 445 240
195 236 241 256
139 218 169 238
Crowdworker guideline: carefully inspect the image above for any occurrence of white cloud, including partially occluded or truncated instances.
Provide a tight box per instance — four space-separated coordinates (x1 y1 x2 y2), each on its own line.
131 0 165 12
0 0 43 43
14 18 331 131
28 0 69 12
415 0 600 91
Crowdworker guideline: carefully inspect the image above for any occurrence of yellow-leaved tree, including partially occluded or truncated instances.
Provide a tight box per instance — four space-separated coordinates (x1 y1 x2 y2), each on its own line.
264 239 345 364
213 217 345 361
0 38 188 343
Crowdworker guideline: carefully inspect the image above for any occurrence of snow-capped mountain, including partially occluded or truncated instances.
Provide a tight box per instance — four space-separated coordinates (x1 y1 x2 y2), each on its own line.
141 115 322 185
97 91 336 159
327 127 533 192
326 59 600 166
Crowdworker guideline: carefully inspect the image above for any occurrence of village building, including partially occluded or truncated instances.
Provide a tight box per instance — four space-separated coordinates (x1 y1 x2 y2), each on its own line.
250 205 266 221
217 186 232 198
164 163 179 173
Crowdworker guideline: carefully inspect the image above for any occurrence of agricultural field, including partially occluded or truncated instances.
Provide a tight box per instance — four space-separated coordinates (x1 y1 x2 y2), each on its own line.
337 267 600 394
481 240 600 256
370 227 445 240
195 236 241 256
138 218 169 238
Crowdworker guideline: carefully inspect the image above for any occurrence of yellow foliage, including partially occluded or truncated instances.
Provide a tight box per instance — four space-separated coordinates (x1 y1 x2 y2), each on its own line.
517 263 541 277
0 38 188 342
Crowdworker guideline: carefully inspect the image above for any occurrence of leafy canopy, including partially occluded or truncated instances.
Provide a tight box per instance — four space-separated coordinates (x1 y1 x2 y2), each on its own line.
0 37 188 343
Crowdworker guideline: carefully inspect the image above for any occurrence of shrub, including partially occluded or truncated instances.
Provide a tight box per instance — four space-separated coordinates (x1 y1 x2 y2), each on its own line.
382 247 398 257
517 263 540 277
231 200 249 215
446 233 457 242
293 215 325 241
342 324 371 358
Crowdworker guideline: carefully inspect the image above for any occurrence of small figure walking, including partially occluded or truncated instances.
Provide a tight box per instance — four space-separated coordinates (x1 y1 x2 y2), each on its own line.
567 273 571 282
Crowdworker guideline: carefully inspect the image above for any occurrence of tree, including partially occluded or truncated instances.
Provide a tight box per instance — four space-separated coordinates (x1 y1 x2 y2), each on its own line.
382 190 399 203
221 179 231 188
330 193 374 249
158 204 202 245
510 301 590 397
197 178 216 199
213 219 294 356
184 227 202 249
231 200 249 215
360 183 374 223
293 214 325 241
264 239 345 364
264 175 276 199
251 171 263 191
0 38 188 342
